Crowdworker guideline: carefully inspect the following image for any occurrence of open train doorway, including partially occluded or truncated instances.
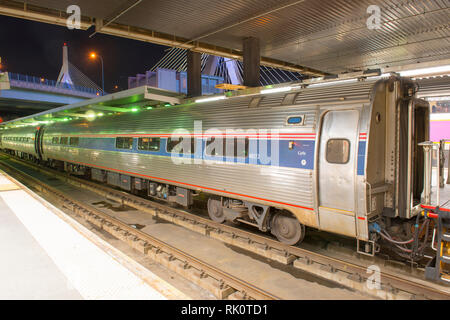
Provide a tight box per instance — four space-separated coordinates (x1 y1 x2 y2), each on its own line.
398 98 429 218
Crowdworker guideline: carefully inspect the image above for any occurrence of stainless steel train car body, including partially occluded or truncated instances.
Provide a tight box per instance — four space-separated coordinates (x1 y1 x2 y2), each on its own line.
1 76 429 245
0 126 37 157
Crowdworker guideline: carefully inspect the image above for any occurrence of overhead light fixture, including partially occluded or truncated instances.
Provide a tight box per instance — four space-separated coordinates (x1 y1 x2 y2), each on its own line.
195 96 226 103
426 96 450 102
399 65 450 77
260 86 292 94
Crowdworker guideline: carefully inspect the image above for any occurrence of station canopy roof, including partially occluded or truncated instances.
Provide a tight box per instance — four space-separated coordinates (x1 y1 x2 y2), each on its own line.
0 86 184 128
1 0 449 76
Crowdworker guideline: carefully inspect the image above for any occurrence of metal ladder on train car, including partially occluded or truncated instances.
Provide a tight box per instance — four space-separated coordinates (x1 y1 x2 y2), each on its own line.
425 206 450 283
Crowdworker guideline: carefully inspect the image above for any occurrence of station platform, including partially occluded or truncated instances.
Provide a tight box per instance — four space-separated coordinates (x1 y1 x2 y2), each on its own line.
0 172 189 300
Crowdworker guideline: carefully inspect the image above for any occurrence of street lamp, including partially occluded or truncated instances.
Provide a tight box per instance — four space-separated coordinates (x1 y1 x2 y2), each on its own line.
89 52 104 95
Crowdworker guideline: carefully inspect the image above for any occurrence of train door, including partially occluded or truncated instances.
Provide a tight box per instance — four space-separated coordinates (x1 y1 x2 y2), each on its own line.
35 126 45 160
318 110 359 237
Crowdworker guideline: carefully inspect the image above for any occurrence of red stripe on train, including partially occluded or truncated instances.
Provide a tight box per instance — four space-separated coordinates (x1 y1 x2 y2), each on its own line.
60 158 315 211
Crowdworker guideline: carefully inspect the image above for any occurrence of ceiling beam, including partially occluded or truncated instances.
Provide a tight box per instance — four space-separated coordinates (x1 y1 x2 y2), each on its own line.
90 0 143 38
0 0 327 76
0 0 93 30
183 0 307 45
100 23 326 76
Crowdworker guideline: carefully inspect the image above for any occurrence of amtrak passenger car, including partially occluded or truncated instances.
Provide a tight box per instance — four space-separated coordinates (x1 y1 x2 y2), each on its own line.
0 76 429 253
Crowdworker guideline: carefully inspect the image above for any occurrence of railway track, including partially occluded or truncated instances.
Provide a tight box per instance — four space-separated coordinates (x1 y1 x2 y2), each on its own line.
0 156 278 300
1 153 449 300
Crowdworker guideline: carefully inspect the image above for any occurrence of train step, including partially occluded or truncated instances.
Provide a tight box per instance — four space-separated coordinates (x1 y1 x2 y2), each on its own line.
441 255 450 263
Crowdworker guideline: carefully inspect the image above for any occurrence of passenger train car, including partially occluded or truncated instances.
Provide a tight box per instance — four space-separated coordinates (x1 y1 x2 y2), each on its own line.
0 75 431 255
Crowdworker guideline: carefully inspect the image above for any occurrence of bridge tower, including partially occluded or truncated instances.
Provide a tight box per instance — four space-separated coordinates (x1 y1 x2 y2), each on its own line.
56 43 74 87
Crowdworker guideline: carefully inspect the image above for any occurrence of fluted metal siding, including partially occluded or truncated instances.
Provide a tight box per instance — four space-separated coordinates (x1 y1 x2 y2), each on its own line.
41 80 375 210
1 127 37 156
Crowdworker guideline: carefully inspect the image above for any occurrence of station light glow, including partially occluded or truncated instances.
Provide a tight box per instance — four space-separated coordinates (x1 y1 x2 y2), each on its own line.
260 86 292 94
195 96 226 103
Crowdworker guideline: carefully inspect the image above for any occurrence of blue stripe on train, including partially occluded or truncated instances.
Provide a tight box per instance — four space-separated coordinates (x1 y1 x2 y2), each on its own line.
52 137 317 170
357 141 366 176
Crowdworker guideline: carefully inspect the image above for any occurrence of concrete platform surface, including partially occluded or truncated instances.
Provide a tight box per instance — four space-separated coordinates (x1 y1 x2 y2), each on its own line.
0 173 188 300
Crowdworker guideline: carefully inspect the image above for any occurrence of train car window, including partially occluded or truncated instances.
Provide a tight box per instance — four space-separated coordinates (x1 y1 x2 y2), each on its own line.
326 139 350 164
167 137 195 154
138 137 160 152
206 137 249 158
60 137 69 145
69 137 79 146
116 137 133 150
52 137 59 144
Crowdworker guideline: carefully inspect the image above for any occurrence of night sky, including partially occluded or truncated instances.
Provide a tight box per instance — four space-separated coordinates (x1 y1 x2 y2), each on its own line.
0 15 168 92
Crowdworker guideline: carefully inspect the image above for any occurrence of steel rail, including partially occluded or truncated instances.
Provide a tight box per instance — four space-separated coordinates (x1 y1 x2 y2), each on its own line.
1 154 449 300
0 157 278 300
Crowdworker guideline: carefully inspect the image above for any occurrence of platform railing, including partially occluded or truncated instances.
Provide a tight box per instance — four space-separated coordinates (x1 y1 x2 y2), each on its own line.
419 141 435 205
8 72 102 98
419 141 448 207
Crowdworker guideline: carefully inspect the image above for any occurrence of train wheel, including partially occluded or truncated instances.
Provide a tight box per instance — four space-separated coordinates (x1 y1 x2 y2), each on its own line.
271 212 305 245
207 198 225 223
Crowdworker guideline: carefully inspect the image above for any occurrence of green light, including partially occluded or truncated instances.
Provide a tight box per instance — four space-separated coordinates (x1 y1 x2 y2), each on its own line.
146 106 153 110
164 103 171 107
63 118 69 121
97 113 104 117
131 108 139 112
